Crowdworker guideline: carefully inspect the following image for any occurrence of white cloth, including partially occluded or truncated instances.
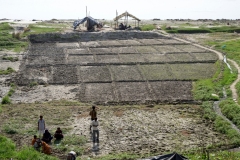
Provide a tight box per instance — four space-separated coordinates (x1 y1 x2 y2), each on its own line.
38 119 45 131
91 120 99 130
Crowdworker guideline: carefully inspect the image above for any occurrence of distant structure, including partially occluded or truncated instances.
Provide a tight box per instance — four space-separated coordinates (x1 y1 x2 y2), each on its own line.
114 11 140 29
73 16 102 31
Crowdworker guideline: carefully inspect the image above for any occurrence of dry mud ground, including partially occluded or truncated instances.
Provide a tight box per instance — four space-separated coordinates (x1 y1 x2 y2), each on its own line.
0 103 227 159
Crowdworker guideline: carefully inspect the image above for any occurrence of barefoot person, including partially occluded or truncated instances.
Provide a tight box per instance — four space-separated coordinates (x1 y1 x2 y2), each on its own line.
38 115 45 138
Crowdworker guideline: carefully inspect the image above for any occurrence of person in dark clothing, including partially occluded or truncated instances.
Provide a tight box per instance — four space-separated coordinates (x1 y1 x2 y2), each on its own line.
42 129 53 143
54 127 64 140
89 105 97 131
119 23 125 30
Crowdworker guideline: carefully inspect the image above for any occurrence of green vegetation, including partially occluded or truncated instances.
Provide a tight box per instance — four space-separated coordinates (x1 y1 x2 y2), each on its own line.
1 96 11 104
29 81 38 88
0 67 15 75
54 135 87 156
206 39 240 101
186 150 240 160
22 22 67 37
201 102 240 146
2 56 18 62
193 61 237 101
0 22 28 52
140 24 156 31
1 83 16 104
0 22 67 52
164 26 240 34
219 99 240 129
0 135 57 160
92 153 139 160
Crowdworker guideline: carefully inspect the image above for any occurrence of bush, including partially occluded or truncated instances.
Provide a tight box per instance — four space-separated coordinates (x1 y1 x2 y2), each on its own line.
29 81 38 88
1 96 11 104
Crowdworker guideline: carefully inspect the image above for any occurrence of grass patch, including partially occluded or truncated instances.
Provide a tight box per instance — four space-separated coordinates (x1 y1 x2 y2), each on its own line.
0 22 28 52
0 67 15 75
1 96 11 104
29 81 38 88
187 150 240 160
140 24 155 31
201 101 217 121
0 22 67 52
200 101 240 146
0 135 57 160
54 135 87 156
22 22 67 37
219 99 240 128
165 26 240 34
193 60 237 101
214 116 240 145
93 152 140 160
2 56 18 62
205 39 240 102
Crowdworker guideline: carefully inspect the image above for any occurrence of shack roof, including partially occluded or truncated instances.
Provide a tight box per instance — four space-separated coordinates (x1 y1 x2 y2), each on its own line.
114 11 141 21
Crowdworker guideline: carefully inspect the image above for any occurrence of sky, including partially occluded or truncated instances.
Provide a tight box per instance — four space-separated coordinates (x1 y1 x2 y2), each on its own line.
0 0 239 20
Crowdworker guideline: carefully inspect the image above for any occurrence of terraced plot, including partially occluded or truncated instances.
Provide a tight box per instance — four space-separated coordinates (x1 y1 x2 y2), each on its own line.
14 32 219 104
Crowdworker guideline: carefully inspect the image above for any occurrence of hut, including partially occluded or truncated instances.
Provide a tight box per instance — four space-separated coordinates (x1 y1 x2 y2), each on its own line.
114 11 141 29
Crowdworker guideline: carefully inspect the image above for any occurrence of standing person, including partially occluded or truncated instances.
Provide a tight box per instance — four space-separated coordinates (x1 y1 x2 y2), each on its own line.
38 115 45 138
89 105 97 131
91 117 99 143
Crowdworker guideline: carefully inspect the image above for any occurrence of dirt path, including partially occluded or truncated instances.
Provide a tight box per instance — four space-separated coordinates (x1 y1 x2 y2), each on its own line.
228 59 240 102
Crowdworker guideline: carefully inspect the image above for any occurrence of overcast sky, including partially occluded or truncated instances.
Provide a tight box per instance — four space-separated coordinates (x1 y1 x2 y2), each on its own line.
0 0 239 20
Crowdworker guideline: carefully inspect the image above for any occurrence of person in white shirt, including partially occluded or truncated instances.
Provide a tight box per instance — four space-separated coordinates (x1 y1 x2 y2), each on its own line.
38 115 45 138
91 117 99 143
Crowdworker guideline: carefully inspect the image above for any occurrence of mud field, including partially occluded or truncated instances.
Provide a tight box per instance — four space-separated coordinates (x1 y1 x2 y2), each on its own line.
11 31 218 104
0 104 227 159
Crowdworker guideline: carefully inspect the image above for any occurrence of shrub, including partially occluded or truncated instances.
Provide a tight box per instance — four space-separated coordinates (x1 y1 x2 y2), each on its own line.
29 81 38 88
1 96 11 104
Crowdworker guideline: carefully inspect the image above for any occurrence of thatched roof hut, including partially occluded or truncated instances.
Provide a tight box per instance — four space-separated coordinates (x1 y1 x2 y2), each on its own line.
114 11 141 21
114 11 140 29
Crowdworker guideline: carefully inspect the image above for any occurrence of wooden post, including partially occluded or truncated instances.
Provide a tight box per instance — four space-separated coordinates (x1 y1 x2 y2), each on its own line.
86 6 87 17
116 10 118 29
